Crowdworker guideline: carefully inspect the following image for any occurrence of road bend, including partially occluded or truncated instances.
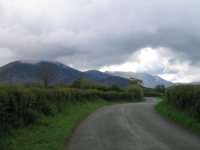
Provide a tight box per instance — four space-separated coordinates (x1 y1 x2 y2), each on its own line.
65 97 200 150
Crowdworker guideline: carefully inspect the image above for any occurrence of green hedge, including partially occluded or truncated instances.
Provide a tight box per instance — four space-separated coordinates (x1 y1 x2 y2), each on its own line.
125 85 144 101
165 84 200 118
144 92 165 97
0 85 143 132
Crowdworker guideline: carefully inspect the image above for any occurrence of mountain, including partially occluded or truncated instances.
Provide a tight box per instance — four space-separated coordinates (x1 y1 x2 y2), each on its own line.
84 70 112 79
98 76 146 89
85 70 173 88
154 76 174 87
191 82 200 85
0 60 99 85
0 60 174 88
0 60 130 87
0 60 37 83
105 71 174 88
99 76 130 87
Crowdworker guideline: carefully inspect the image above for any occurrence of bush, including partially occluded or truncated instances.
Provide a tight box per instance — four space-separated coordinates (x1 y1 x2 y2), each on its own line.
165 84 200 118
144 92 165 97
125 85 143 101
23 108 41 125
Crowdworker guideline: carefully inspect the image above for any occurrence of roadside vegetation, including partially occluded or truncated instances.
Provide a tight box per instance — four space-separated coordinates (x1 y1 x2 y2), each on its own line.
0 77 144 150
144 84 166 98
155 84 200 134
3 63 200 149
0 100 130 150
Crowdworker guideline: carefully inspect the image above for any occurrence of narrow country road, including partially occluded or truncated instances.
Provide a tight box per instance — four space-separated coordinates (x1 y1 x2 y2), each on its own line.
65 98 200 150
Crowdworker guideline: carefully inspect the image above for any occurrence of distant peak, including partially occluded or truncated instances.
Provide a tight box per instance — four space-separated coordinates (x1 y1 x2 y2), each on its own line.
155 76 160 82
19 60 67 66
86 70 101 73
19 60 42 65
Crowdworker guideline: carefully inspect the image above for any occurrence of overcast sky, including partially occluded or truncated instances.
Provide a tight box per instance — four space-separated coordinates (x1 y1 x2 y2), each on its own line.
0 0 200 83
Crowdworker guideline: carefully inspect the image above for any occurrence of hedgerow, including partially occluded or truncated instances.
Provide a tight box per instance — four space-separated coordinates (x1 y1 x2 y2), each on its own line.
144 92 165 97
125 85 144 101
165 84 200 118
0 84 143 132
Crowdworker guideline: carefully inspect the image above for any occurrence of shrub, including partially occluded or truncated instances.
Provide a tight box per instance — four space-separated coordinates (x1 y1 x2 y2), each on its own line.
125 85 143 101
165 84 200 118
23 108 41 125
144 92 165 97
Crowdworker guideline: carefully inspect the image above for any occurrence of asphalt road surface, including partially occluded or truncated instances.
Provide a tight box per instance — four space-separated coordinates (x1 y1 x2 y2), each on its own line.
65 98 200 150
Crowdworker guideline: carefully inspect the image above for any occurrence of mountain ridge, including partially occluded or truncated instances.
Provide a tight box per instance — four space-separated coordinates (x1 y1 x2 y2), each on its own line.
0 60 98 85
105 71 174 88
0 60 175 88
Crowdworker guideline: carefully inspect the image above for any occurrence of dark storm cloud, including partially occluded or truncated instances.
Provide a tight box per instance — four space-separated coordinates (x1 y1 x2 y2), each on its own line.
0 0 200 73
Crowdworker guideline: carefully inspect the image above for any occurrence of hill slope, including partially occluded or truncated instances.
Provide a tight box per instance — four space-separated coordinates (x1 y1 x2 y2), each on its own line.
0 60 174 88
99 76 130 87
105 71 174 88
84 70 112 79
0 60 98 85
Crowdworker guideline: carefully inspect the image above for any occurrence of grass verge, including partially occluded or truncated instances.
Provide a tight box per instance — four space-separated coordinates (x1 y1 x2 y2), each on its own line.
0 99 135 150
155 101 200 134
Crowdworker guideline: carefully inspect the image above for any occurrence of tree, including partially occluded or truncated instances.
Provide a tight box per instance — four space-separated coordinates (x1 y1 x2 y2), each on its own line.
109 83 121 92
70 77 96 89
34 64 59 88
70 77 83 89
81 78 94 89
128 77 143 86
154 84 165 93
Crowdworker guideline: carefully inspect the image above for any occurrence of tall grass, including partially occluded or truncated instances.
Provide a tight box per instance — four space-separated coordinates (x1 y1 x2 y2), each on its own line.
155 101 200 134
155 84 200 134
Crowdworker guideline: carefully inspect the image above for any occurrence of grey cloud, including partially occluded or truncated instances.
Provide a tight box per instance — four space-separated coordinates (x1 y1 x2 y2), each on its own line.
0 0 200 73
168 58 177 65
